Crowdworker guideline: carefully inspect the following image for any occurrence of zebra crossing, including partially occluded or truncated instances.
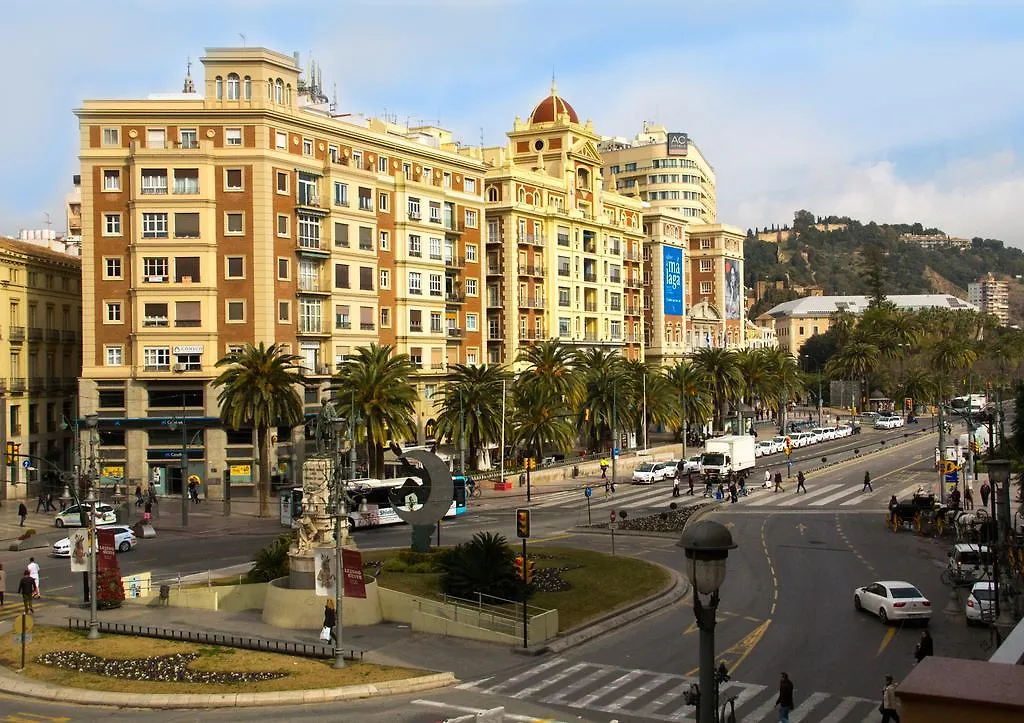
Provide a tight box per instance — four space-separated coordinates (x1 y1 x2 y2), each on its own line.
457 658 879 722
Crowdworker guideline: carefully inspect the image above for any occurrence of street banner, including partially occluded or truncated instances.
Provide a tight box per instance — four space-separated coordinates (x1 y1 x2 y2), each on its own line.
96 527 125 607
342 548 366 599
97 528 117 571
69 529 88 573
314 548 335 597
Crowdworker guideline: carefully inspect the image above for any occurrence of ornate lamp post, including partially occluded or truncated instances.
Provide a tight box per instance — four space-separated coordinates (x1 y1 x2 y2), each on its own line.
61 483 100 640
985 459 1017 639
678 520 736 723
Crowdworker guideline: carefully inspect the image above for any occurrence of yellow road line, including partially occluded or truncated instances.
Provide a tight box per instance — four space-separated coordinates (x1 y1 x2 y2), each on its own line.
877 626 897 656
686 619 772 677
532 533 572 544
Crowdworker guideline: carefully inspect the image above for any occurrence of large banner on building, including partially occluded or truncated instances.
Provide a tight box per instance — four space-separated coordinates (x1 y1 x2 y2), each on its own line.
663 245 684 316
724 258 741 319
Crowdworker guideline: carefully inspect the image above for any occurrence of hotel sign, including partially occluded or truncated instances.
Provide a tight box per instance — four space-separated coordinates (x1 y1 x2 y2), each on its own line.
173 345 204 355
667 132 689 157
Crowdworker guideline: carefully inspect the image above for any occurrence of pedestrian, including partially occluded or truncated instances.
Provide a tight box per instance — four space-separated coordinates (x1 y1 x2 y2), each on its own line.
880 675 900 722
27 557 40 598
672 476 680 498
949 487 961 510
148 486 157 505
964 486 973 510
604 478 611 499
704 476 713 497
914 630 933 664
980 482 991 507
600 458 609 479
135 485 144 508
687 470 695 496
764 468 772 489
17 569 35 614
863 470 873 492
773 471 784 493
45 492 54 512
796 470 806 494
17 502 27 527
777 671 794 722
729 480 738 503
0 563 5 605
143 500 153 523
35 492 46 514
322 597 337 643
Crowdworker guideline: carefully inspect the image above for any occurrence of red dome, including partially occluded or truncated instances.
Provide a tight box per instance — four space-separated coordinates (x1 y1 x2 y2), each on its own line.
529 90 579 124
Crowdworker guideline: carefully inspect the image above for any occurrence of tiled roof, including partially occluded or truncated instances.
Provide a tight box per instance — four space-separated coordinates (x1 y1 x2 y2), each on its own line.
0 236 81 266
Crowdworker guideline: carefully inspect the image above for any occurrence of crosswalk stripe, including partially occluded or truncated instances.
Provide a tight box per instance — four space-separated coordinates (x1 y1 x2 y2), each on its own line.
479 656 567 695
773 484 844 507
790 691 830 721
605 672 674 713
570 669 644 708
840 493 876 506
539 664 619 705
514 661 588 698
809 486 867 506
635 679 693 719
818 696 875 722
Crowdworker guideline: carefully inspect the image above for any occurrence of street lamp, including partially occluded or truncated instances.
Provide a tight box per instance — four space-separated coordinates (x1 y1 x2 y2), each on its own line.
678 520 737 723
61 484 101 641
985 459 1017 639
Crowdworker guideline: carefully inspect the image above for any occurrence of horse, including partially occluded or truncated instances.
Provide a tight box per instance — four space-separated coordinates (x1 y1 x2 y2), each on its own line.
953 509 990 539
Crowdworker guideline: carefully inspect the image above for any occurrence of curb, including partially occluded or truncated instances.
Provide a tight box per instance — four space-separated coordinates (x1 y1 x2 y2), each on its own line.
0 667 457 709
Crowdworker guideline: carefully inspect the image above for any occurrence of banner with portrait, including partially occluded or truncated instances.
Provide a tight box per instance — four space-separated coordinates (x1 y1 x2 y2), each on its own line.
69 529 89 573
314 548 336 597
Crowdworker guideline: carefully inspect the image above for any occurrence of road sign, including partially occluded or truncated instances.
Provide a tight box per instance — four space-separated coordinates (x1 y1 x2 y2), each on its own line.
613 448 620 458
609 522 617 530
610 510 617 523
585 486 592 498
13 616 33 634
942 460 958 474
21 459 30 469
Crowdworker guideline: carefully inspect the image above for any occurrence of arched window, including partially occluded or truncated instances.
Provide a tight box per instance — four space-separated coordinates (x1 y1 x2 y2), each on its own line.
518 187 525 203
226 73 240 100
286 84 292 104
267 80 273 99
577 167 590 189
274 79 284 104
215 76 223 100
487 187 498 202
243 76 252 100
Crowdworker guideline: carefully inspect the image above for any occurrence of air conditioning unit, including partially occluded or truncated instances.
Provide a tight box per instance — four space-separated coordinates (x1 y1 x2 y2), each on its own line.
147 275 165 283
172 363 185 372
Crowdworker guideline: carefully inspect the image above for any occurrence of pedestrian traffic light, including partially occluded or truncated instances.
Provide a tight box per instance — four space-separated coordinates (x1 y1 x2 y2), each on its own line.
516 508 531 539
525 559 536 584
514 555 524 580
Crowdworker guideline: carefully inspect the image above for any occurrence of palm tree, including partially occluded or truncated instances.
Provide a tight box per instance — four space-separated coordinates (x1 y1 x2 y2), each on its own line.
516 340 582 410
435 364 511 472
663 359 714 456
212 343 306 517
734 349 771 422
621 359 675 446
332 344 418 477
576 349 626 450
826 341 881 412
929 338 978 401
689 348 742 431
760 348 804 431
509 385 575 498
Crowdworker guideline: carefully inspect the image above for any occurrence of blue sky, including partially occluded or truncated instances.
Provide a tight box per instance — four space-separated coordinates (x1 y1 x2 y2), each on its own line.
4 0 1024 244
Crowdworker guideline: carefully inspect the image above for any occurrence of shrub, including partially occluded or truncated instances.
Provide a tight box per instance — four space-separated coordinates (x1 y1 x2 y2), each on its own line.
246 532 295 583
439 531 520 600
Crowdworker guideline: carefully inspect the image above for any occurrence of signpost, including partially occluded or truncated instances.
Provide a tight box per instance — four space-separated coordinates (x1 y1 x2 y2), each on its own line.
585 486 592 525
515 509 531 649
609 510 618 555
13 614 32 670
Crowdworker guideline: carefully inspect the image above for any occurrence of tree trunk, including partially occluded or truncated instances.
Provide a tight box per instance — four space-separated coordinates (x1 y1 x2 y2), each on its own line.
258 425 271 518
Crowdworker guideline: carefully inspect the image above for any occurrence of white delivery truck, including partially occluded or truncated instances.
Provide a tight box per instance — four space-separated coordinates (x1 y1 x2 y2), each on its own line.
699 435 757 479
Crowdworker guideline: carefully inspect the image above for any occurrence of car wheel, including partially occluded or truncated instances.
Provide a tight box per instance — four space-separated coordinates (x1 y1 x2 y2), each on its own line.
879 608 889 624
55 519 64 528
118 541 131 553
854 595 862 611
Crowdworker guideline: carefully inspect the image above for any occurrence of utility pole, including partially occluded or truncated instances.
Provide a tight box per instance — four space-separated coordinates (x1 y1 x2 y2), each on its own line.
611 388 617 493
937 403 947 505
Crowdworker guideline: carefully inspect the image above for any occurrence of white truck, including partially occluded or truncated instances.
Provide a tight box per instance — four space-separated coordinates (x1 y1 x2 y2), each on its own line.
699 435 757 479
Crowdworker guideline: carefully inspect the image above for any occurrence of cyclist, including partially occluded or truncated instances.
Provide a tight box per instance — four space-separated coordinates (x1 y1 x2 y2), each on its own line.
465 477 477 498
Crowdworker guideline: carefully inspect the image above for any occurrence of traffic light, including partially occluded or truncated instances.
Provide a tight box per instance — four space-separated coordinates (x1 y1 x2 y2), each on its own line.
5 442 13 466
525 559 536 584
584 409 590 422
514 555 524 580
516 508 531 539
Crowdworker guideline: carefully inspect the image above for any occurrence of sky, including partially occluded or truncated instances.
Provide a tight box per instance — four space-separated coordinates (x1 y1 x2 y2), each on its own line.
3 0 1024 245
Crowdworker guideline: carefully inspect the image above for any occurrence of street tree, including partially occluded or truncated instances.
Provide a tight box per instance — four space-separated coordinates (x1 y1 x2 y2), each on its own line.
825 340 881 412
509 385 575 468
576 348 626 450
663 359 714 447
435 363 511 471
516 340 582 410
690 347 742 431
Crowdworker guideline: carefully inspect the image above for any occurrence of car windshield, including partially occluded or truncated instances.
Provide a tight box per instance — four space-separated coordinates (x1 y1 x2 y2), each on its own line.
959 551 992 566
890 586 923 599
972 587 995 601
701 453 725 465
637 464 655 472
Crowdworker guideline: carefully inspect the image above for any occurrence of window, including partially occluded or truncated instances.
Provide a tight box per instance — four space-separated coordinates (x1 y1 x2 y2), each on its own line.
378 192 389 212
334 264 349 289
466 313 478 332
276 131 287 149
104 302 122 323
225 168 243 190
559 317 570 336
443 172 452 188
226 74 240 100
358 187 372 210
409 235 422 257
429 202 441 223
408 272 422 295
226 256 244 279
466 278 478 296
328 144 339 162
359 267 374 291
409 311 423 333
143 347 171 371
358 227 372 250
333 181 348 206
430 311 442 333
403 162 412 179
104 346 123 366
429 273 442 296
277 214 290 237
175 301 201 327
274 79 284 103
466 351 478 365
302 138 313 156
408 197 421 220
226 300 245 323
277 258 290 280
103 213 121 236
297 172 318 205
380 307 391 327
378 156 388 173
143 257 168 280
700 238 712 249
143 302 168 327
699 259 713 272
102 128 119 146
174 168 199 194
333 222 348 247
335 305 351 330
103 257 122 279
352 150 363 168
225 212 244 234
146 128 166 149
174 212 200 238
140 169 168 195
102 169 120 191
380 269 390 289
359 306 374 331
558 288 570 307
278 300 291 322
299 299 322 333
464 177 477 194
465 209 478 227
297 213 320 248
225 128 242 146
422 166 432 183
379 230 390 251
699 281 712 295
142 212 168 238
429 237 442 260
465 244 477 262
175 257 200 283
276 171 289 194
243 76 252 99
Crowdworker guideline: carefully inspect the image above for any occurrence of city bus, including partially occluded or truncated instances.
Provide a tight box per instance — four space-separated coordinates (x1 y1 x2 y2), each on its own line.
280 475 470 529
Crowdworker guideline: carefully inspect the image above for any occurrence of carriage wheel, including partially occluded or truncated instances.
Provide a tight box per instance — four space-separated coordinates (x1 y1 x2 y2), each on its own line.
935 516 944 536
914 514 923 534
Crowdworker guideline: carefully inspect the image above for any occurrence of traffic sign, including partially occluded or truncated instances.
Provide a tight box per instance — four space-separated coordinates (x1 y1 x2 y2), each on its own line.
942 460 958 474
21 459 30 469
13 616 33 634
585 486 592 498
613 448 620 458
610 510 617 523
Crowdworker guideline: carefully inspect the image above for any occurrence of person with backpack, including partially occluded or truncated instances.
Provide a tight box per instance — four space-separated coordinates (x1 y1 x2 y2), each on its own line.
796 470 807 494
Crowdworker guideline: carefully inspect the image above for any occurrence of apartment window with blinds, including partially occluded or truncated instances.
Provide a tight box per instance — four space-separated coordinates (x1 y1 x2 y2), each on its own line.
358 227 372 250
174 257 200 283
334 222 349 247
359 267 373 291
297 214 321 249
175 301 201 327
359 306 374 331
409 310 422 333
298 299 322 334
335 305 351 330
335 264 349 289
174 213 200 238
174 169 199 194
142 303 168 327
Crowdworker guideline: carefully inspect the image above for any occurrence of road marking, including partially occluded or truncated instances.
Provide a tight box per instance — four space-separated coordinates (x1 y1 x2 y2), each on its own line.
789 691 829 721
531 533 571 543
540 664 620 705
762 518 779 616
410 699 563 723
771 484 844 506
686 619 771 678
478 657 567 695
809 486 865 506
817 696 877 723
877 626 897 656
797 523 807 536
570 670 644 708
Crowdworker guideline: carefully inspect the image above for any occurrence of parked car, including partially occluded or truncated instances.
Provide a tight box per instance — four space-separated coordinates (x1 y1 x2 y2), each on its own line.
875 415 905 430
54 504 117 528
682 455 703 473
859 411 881 423
52 525 137 557
965 581 996 625
653 461 678 481
755 440 780 457
632 462 660 484
854 580 931 624
834 424 853 438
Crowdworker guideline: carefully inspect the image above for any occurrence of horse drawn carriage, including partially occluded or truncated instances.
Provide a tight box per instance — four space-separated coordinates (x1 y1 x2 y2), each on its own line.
888 491 946 535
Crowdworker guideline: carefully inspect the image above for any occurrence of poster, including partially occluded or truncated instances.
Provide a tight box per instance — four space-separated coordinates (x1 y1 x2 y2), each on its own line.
342 548 366 599
69 529 89 573
662 245 684 316
724 258 741 320
314 548 335 597
96 528 125 607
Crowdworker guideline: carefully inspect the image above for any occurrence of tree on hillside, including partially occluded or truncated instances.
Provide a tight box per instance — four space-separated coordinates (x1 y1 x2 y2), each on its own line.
860 242 888 307
793 209 816 233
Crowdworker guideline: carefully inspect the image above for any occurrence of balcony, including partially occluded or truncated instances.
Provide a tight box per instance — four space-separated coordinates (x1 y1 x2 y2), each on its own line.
358 198 373 212
446 292 466 304
143 364 170 372
28 327 43 341
409 324 423 332
9 326 24 342
298 323 329 336
446 327 464 339
143 317 169 328
626 304 641 315
445 220 465 235
523 296 546 309
626 277 642 289
610 302 622 312
297 238 330 257
557 268 571 277
626 334 641 343
409 288 423 295
360 322 375 331
583 332 598 342
487 263 503 275
518 264 544 276
9 378 25 393
583 272 597 283
408 210 422 222
409 248 422 258
584 302 598 312
487 234 501 245
337 321 352 330
487 328 504 341
46 328 60 342
609 274 622 284
519 234 545 247
296 194 328 215
625 250 641 261
10 423 22 434
445 255 466 269
557 235 570 247
298 279 329 295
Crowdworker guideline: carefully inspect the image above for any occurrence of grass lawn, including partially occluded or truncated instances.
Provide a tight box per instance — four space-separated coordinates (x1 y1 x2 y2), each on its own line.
362 545 669 632
0 627 425 694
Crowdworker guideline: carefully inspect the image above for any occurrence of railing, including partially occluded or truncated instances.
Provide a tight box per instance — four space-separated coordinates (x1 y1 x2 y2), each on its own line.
518 264 544 276
446 256 466 269
175 320 201 328
583 332 598 341
409 324 423 332
10 423 22 434
409 248 422 258
487 328 504 340
446 292 466 304
46 328 60 341
584 302 598 312
28 327 43 341
299 280 324 292
610 302 622 312
626 304 641 315
297 238 327 253
446 220 466 234
447 327 464 338
9 326 24 341
409 288 423 295
487 264 503 275
337 321 352 330
519 234 545 246
298 324 325 334
143 364 169 372
625 250 641 261
557 235 570 247
408 210 422 221
358 198 373 211
583 243 597 254
626 278 642 288
583 272 597 283
557 268 571 277
523 297 545 309
296 194 323 208
360 322 375 331
9 378 25 393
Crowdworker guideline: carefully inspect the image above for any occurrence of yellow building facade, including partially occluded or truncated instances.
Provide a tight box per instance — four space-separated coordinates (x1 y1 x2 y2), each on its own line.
0 234 82 500
74 47 486 498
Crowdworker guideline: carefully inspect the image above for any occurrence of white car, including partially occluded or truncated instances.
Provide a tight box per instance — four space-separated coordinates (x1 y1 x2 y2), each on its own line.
632 462 659 484
54 504 117 528
810 427 834 442
792 432 814 448
874 415 905 430
834 424 853 438
52 525 137 557
965 581 995 625
854 580 932 624
653 461 678 481
682 455 703 473
755 440 774 457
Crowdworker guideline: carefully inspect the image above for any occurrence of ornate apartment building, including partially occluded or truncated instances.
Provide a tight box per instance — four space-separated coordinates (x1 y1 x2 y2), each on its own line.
0 232 82 499
74 47 486 498
477 87 646 364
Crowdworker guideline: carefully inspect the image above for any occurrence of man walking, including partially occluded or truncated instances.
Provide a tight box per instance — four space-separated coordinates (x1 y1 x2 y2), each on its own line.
764 468 772 489
17 502 27 527
687 470 695 496
17 569 36 614
980 481 991 508
880 675 900 722
773 471 784 493
0 563 6 605
777 671 794 722
672 474 681 498
863 470 873 492
27 557 40 598
600 458 609 479
796 470 807 494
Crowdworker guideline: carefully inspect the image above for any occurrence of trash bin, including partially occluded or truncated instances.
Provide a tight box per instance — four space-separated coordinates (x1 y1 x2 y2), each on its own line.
572 465 580 477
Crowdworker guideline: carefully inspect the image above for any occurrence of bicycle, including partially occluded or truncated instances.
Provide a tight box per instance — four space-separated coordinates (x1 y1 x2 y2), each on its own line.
467 482 482 499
